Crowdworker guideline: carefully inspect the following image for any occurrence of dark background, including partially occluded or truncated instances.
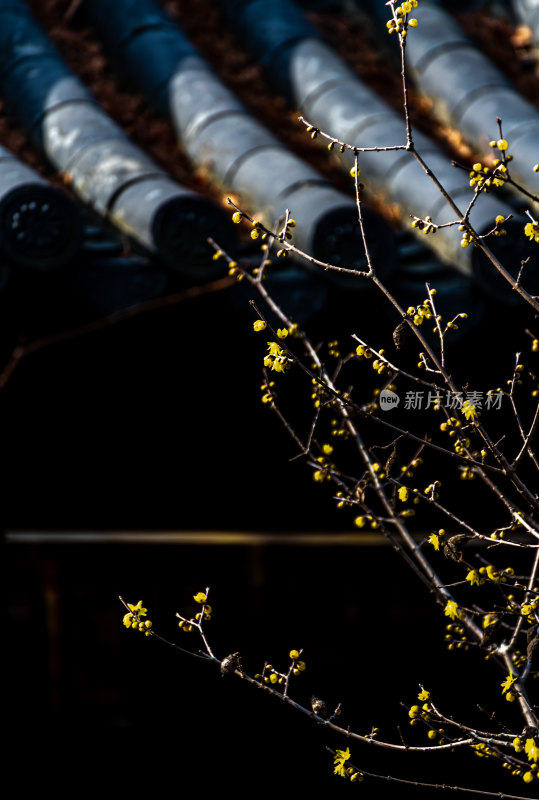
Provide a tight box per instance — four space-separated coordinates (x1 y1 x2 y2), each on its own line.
7 536 516 798
3 270 537 797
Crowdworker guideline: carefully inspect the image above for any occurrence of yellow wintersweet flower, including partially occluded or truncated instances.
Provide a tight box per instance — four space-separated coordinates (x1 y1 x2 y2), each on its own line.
428 533 440 550
264 341 290 373
128 600 147 618
253 320 267 332
444 600 463 620
501 672 517 695
334 747 351 778
486 564 500 582
525 738 539 762
466 569 481 586
193 591 207 604
271 359 287 373
461 400 479 421
267 341 283 357
276 328 288 339
524 221 539 243
313 469 328 482
398 486 409 502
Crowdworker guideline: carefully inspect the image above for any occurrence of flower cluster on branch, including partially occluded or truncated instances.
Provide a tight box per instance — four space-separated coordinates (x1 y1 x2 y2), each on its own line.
120 1 539 794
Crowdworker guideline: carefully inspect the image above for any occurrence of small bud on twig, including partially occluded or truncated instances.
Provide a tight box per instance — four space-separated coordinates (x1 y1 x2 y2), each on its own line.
311 695 328 718
221 652 242 676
